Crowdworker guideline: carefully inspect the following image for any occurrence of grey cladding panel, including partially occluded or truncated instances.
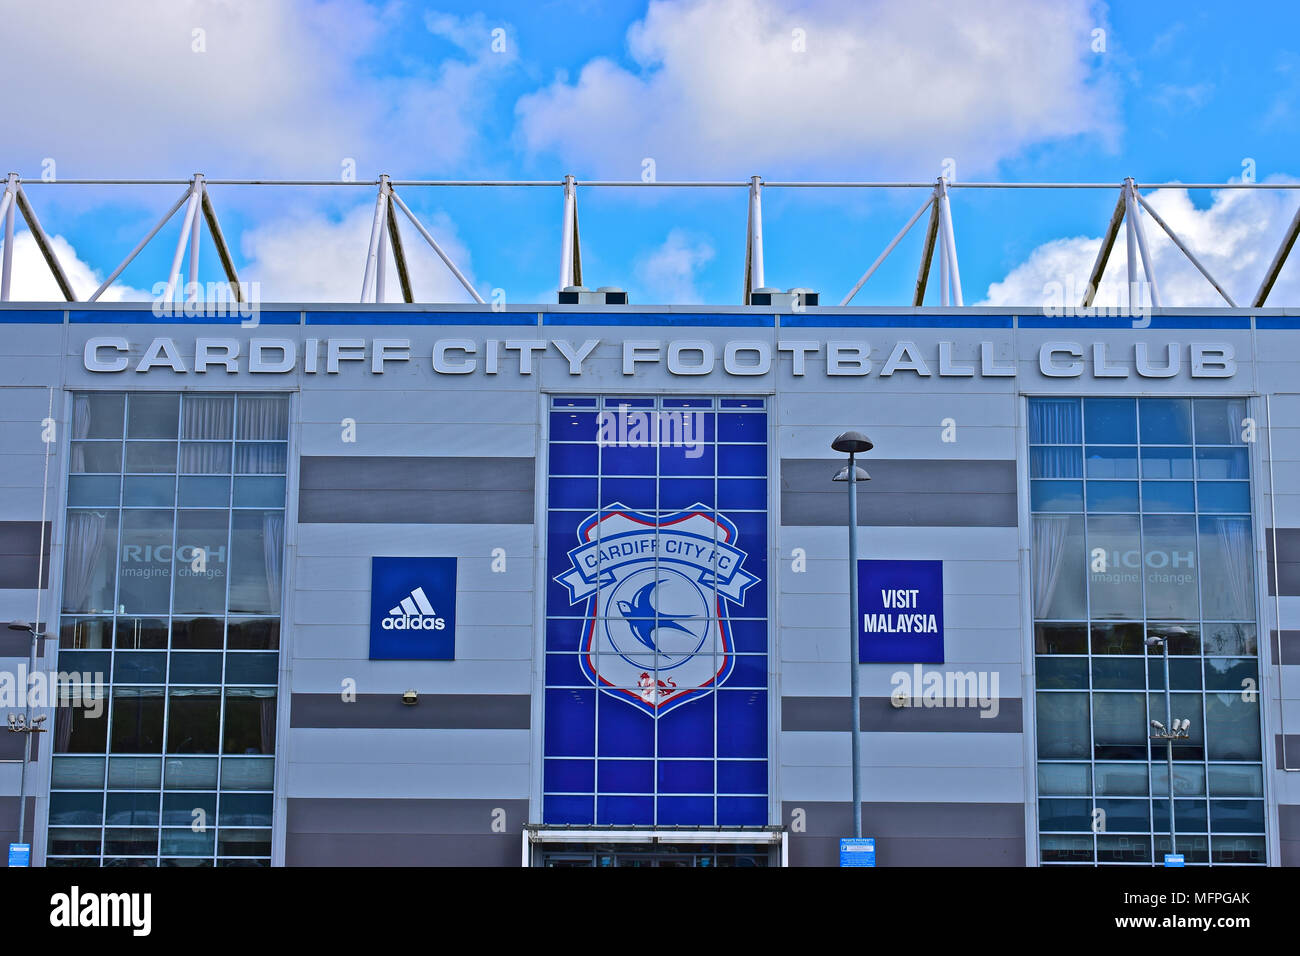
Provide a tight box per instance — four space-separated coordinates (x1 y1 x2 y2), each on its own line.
1266 529 1300 596
291 693 531 729
781 459 1016 527
0 521 51 589
1270 630 1300 667
298 456 535 524
782 696 1023 733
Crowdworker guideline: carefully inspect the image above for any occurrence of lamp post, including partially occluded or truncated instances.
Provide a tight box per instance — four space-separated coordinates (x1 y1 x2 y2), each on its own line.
832 430 872 840
1145 629 1190 865
7 619 48 862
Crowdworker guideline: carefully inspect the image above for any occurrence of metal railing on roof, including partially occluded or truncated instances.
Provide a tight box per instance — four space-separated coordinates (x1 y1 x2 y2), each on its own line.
4 174 1299 309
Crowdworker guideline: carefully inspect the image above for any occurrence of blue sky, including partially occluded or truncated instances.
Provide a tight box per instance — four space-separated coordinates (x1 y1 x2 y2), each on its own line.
4 0 1300 307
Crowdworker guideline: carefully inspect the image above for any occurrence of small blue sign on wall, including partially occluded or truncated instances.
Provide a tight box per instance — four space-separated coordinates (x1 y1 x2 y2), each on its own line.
1164 853 1185 867
857 559 944 663
369 556 457 660
8 843 30 867
840 838 875 867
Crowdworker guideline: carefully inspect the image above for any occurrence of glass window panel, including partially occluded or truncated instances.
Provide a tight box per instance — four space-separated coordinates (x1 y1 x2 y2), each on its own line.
1139 398 1192 444
124 441 178 474
1142 515 1199 620
121 475 175 508
234 442 287 474
1040 834 1093 862
1094 798 1150 831
166 688 221 754
1087 515 1143 619
67 475 121 506
107 756 162 789
1194 397 1248 445
1203 623 1256 655
1093 692 1146 748
1094 763 1149 795
1148 692 1204 752
69 441 124 474
113 651 166 683
235 395 289 440
62 510 119 614
223 688 276 755
220 756 276 791
61 617 113 649
1140 446 1193 479
103 828 159 855
1140 481 1195 512
48 828 103 856
127 393 179 438
161 828 216 856
1209 800 1265 833
1091 658 1145 689
1204 693 1261 760
233 476 286 508
48 791 104 826
1037 763 1091 795
225 653 278 684
173 510 230 614
106 793 160 828
1197 482 1251 514
1034 622 1088 654
1196 447 1249 480
170 617 224 649
1030 446 1082 478
1086 480 1138 512
178 476 231 507
219 793 273 827
1028 398 1081 444
1147 655 1202 690
109 687 165 753
1035 693 1090 759
53 693 108 753
162 791 216 827
50 756 107 789
229 510 284 614
226 618 279 650
1151 762 1206 797
181 395 234 440
1199 517 1255 620
1084 398 1136 444
1204 658 1257 692
1207 765 1263 797
117 509 173 613
1038 798 1092 831
1030 480 1083 512
1036 657 1088 689
1032 516 1086 619
1096 834 1151 863
1211 835 1265 864
169 653 222 684
163 756 219 789
1085 447 1138 478
1090 622 1144 655
217 828 272 857
75 393 125 439
179 442 232 474
111 616 166 650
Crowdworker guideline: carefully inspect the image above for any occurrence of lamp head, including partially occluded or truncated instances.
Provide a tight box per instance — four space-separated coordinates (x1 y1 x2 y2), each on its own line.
832 466 870 483
831 431 873 454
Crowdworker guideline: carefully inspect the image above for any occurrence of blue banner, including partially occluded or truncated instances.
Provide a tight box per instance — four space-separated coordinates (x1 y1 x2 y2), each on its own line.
857 559 944 663
369 556 457 659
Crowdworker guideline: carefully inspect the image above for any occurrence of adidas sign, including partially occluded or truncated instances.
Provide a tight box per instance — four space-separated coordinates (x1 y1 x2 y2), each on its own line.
382 586 447 630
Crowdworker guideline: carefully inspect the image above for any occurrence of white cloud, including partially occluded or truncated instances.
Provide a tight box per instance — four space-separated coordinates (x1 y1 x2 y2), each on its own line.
0 231 149 302
238 203 480 303
980 182 1300 308
2 1 511 177
516 0 1114 177
633 228 716 303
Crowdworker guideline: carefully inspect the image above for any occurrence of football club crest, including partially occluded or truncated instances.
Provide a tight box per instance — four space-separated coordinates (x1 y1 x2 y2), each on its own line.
555 503 759 715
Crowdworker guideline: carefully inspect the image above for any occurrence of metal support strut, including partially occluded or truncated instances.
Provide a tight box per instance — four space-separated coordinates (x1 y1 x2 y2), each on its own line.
743 175 764 304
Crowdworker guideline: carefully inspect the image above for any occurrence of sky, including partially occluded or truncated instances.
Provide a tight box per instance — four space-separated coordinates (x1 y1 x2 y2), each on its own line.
2 0 1300 308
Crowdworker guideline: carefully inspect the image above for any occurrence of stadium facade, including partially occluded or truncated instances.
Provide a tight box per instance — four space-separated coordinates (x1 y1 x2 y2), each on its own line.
1 300 1298 867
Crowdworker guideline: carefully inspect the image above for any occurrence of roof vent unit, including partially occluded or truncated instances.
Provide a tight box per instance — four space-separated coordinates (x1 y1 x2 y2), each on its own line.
558 285 628 305
749 287 819 309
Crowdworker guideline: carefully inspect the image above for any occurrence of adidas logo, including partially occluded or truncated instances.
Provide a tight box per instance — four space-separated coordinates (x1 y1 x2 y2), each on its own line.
382 586 447 631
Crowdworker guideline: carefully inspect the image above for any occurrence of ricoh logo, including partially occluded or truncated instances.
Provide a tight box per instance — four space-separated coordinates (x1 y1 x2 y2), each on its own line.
889 665 1001 719
382 586 447 631
596 405 705 459
1092 548 1195 585
50 886 151 936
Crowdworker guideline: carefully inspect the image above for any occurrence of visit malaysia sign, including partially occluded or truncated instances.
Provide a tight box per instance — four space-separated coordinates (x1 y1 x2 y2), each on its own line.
857 559 944 663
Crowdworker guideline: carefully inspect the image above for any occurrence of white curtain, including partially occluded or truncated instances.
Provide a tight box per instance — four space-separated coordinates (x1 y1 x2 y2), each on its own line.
63 511 108 612
1033 515 1071 618
180 442 231 474
1030 399 1081 444
182 395 234 440
237 396 288 440
1215 517 1254 620
262 511 284 611
70 394 92 472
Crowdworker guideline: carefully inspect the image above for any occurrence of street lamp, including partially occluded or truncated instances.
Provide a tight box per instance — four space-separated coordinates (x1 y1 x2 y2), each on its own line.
831 430 872 840
7 619 48 864
1145 628 1190 865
